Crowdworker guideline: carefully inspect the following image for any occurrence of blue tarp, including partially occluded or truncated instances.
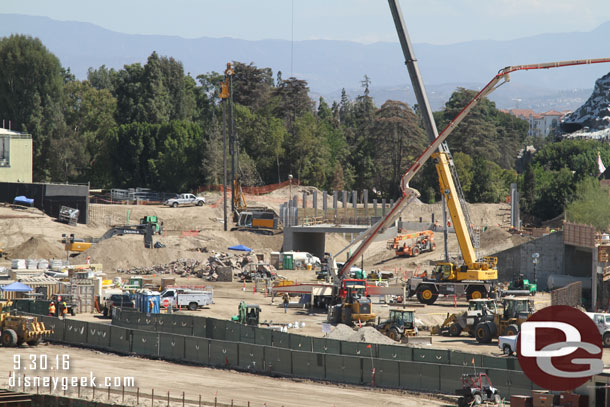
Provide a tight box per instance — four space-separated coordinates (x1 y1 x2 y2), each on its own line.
228 244 252 252
1 282 33 292
13 196 34 206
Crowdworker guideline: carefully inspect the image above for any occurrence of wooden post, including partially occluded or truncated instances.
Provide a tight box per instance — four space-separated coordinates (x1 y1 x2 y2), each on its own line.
183 391 186 407
137 388 140 404
122 385 125 403
152 388 155 407
167 390 170 406
107 386 110 401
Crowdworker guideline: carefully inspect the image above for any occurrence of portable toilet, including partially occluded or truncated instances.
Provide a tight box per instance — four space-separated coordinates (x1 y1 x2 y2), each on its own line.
282 253 294 270
135 291 160 314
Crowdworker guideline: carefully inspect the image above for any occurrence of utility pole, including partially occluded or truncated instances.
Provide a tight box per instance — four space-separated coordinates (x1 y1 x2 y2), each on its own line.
220 63 233 231
224 63 235 216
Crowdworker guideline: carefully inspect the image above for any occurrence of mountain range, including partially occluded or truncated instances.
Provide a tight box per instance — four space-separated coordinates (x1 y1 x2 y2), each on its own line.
1 13 610 111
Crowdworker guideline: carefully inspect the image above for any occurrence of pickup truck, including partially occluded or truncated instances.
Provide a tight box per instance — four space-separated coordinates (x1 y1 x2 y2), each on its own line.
164 193 205 208
102 293 136 317
160 288 213 311
498 335 518 356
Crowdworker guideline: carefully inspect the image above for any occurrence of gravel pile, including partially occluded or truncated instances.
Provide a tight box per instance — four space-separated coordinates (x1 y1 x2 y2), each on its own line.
327 324 396 345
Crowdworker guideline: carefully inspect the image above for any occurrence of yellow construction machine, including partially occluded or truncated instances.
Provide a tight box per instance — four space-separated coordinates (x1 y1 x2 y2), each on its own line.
473 296 534 343
0 301 53 347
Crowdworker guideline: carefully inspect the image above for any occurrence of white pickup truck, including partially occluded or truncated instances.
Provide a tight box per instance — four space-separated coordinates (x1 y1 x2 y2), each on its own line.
586 312 610 347
498 335 518 356
160 288 213 311
164 193 205 208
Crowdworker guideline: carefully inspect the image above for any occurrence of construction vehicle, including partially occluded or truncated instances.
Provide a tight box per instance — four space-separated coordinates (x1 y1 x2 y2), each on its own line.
473 296 534 343
376 309 417 341
455 373 502 407
0 301 53 347
327 286 376 326
139 216 163 234
439 298 497 337
501 274 537 296
232 301 260 326
586 312 610 347
63 223 157 253
231 178 282 235
387 230 435 257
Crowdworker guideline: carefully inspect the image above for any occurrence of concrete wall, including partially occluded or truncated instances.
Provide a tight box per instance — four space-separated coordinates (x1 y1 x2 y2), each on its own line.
0 135 32 183
494 232 564 290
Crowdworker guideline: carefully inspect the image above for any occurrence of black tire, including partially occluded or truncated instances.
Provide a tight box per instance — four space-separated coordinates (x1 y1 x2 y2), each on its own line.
474 322 492 343
102 307 108 318
416 285 438 305
27 337 42 347
389 327 402 342
505 324 519 336
466 286 487 300
343 307 353 326
604 332 610 347
172 202 178 208
457 397 467 407
473 393 483 405
412 247 420 257
493 393 501 404
503 344 513 356
449 322 462 337
1 329 18 347
197 200 204 206
188 302 198 311
70 308 76 316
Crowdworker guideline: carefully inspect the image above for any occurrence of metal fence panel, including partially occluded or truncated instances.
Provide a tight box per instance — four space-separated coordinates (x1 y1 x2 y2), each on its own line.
159 333 185 361
264 346 292 375
312 337 341 355
87 323 111 349
109 326 132 354
190 316 207 337
325 354 361 384
487 368 510 397
378 344 412 361
439 364 467 394
289 334 313 352
271 330 290 348
184 336 209 364
239 324 256 344
399 361 421 390
209 339 238 368
413 348 449 364
508 370 533 396
363 359 399 388
292 351 325 379
166 315 194 336
64 320 88 345
418 363 441 392
340 342 378 358
482 355 508 370
132 330 159 357
254 326 272 346
238 342 265 372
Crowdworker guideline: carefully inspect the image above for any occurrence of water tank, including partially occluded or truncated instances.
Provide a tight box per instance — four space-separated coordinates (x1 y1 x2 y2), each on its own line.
547 274 591 290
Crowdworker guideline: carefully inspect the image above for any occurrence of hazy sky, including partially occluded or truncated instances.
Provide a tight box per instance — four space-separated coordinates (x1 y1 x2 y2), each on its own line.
1 0 610 45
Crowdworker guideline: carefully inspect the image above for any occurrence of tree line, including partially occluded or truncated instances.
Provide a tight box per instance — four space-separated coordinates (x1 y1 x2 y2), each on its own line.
0 34 608 226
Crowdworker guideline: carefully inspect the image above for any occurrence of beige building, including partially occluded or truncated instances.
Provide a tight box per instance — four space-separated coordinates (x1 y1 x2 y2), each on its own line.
0 128 32 183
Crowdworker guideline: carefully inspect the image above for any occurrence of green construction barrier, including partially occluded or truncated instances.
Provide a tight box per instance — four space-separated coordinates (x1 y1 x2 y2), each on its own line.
263 346 292 376
132 330 159 357
87 323 111 349
254 326 272 346
289 334 313 352
225 321 240 342
13 299 31 313
237 342 265 372
413 348 449 364
158 314 194 336
239 324 256 344
507 370 533 396
325 354 361 384
439 364 469 394
109 326 132 354
64 320 88 345
207 318 226 340
340 342 377 358
363 358 399 388
271 330 290 348
449 351 483 368
378 344 412 361
487 368 510 397
30 300 52 315
482 355 508 370
135 313 159 331
41 316 65 342
184 336 209 364
417 363 441 392
291 351 325 380
191 316 208 338
209 339 238 368
312 337 341 354
158 333 185 361
512 357 521 371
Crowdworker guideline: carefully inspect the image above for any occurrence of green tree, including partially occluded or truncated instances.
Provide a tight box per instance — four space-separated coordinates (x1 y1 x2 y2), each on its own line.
566 178 610 231
232 61 273 111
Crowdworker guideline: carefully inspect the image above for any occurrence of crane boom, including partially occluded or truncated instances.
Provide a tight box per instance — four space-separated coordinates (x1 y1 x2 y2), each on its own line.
336 56 610 281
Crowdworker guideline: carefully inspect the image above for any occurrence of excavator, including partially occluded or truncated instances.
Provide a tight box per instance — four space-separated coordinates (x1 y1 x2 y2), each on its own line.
231 178 282 235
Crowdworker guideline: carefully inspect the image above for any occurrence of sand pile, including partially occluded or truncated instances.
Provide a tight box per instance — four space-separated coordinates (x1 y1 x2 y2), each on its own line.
327 324 396 345
7 236 66 259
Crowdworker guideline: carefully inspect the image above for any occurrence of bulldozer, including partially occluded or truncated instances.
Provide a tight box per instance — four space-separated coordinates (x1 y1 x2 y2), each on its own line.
327 286 376 326
232 301 261 326
0 301 53 347
376 309 418 341
474 296 534 343
439 299 497 337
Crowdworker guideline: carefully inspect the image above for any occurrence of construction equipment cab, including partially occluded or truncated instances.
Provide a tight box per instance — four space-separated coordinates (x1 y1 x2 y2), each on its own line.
474 296 533 343
327 286 375 326
377 309 417 341
387 230 435 257
235 209 281 235
232 301 260 326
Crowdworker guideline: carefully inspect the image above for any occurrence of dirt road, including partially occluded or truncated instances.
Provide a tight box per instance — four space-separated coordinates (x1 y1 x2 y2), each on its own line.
0 344 452 407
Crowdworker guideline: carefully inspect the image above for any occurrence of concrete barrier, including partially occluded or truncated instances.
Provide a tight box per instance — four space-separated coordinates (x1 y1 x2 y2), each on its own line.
192 316 208 337
292 351 325 379
312 337 341 355
40 316 65 342
225 321 240 342
159 332 185 361
449 351 483 368
109 326 132 354
64 320 88 345
209 339 238 368
482 355 509 370
132 330 159 357
264 346 292 376
239 324 256 344
87 323 111 349
184 336 209 364
439 364 467 394
207 318 226 340
340 342 377 358
271 330 290 348
254 326 273 346
413 348 449 364
378 344 412 361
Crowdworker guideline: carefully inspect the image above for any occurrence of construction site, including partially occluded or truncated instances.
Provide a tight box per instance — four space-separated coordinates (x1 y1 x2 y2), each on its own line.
2 2 610 407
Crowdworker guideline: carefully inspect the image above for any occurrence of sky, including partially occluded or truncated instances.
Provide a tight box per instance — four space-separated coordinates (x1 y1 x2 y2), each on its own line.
1 0 610 45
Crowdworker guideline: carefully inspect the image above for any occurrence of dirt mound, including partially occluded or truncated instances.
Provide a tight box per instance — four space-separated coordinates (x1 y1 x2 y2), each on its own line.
7 236 66 260
327 324 396 345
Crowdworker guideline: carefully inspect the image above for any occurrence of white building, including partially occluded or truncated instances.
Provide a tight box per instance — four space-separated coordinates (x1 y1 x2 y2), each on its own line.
507 109 568 138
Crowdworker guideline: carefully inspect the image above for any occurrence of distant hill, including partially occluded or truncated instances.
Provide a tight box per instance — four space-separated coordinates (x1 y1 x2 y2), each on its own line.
1 13 608 110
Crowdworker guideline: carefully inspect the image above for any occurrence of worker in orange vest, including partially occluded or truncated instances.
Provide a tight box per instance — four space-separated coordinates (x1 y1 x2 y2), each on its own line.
61 301 68 319
48 301 56 317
